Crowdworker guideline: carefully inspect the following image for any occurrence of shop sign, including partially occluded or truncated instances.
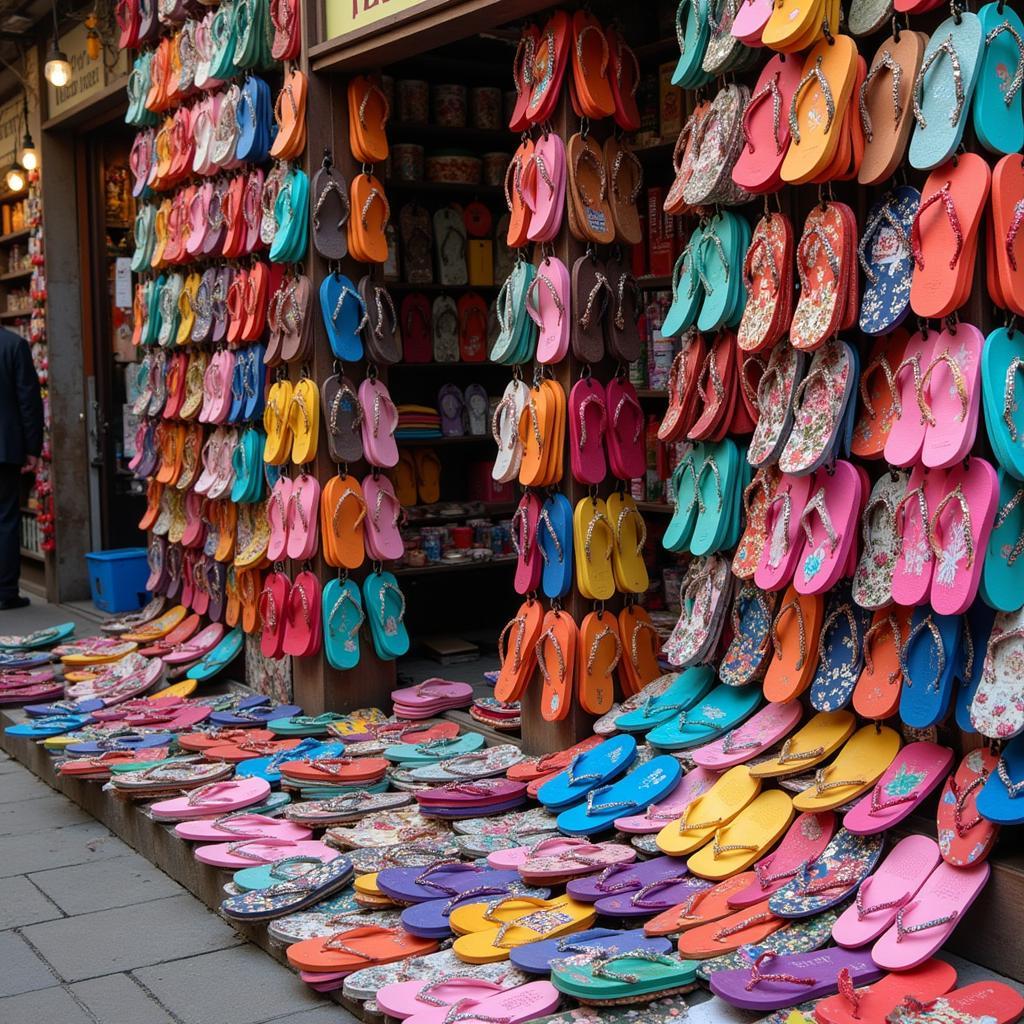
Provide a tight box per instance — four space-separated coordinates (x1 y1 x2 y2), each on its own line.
325 0 445 44
0 96 22 166
46 24 129 118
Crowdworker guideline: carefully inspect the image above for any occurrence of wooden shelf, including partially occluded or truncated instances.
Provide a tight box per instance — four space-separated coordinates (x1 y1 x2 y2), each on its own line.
385 179 504 199
393 555 516 578
390 121 518 149
407 502 515 525
0 309 31 320
0 228 30 245
20 547 43 562
637 275 672 290
0 268 32 281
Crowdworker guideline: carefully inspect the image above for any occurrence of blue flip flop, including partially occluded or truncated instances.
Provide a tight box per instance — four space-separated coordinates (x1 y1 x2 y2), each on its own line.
909 12 984 170
236 739 341 785
982 469 1024 612
320 273 365 362
221 856 353 921
977 734 1024 824
510 928 673 975
719 586 775 687
973 1 1024 155
0 651 55 670
234 854 352 894
401 882 551 939
646 683 762 750
210 702 302 727
24 698 103 717
981 326 1024 479
557 755 682 836
858 187 920 336
614 666 716 732
64 731 175 754
363 571 410 660
899 609 962 728
187 628 244 682
539 493 574 600
809 582 873 712
5 714 93 738
536 735 638 810
955 603 995 733
322 578 364 671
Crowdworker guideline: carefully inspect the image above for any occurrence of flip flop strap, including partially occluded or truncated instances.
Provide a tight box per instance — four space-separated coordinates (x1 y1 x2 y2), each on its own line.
615 36 639 95
911 181 963 271
576 392 606 450
357 79 390 128
614 503 647 555
573 142 608 208
859 353 901 420
578 271 610 330
742 73 784 155
917 348 968 427
713 908 773 940
1006 199 1024 272
997 756 1024 798
696 346 726 406
360 185 390 230
1003 355 1024 440
771 600 807 669
538 508 563 565
797 222 841 288
858 199 911 285
527 269 565 324
894 904 958 941
863 612 904 683
675 0 704 56
503 152 525 214
610 147 643 204
497 614 527 672
584 509 614 563
912 34 965 130
491 394 519 449
949 772 986 834
754 854 805 887
512 32 536 93
800 486 839 552
377 580 405 629
630 620 659 672
994 486 1024 565
859 49 904 143
585 785 635 816
741 471 774 522
695 455 724 513
327 588 364 638
535 625 566 684
793 365 835 415
313 176 349 231
928 482 974 571
744 226 781 292
697 226 729 292
614 272 641 330
575 21 610 86
586 625 622 677
899 612 945 690
730 587 773 648
788 55 835 145
481 893 549 922
510 502 534 562
745 951 816 991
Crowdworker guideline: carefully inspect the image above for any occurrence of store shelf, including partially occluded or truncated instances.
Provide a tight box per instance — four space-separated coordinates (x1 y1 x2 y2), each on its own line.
408 502 515 525
385 179 504 199
637 501 673 515
390 121 518 149
634 141 675 163
397 435 492 446
20 547 43 562
0 228 30 245
0 268 32 281
393 555 516 578
637 275 672 290
632 35 678 61
0 309 30 320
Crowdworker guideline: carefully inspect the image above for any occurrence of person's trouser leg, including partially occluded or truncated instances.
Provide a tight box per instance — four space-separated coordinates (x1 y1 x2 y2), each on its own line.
0 463 22 600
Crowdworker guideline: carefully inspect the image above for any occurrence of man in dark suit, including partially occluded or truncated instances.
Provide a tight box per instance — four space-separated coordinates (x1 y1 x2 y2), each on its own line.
0 328 43 610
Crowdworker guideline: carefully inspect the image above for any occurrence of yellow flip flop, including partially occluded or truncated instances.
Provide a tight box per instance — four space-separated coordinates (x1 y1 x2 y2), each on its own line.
573 497 616 601
761 0 825 52
353 872 384 897
606 492 649 594
120 605 187 642
749 710 856 779
791 724 901 812
61 643 138 667
656 765 761 857
176 271 200 345
450 895 596 963
687 790 794 881
289 377 320 465
151 679 197 699
263 380 294 465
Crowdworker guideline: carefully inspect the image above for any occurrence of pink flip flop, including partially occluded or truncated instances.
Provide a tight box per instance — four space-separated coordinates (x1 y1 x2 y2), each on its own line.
378 978 510 1020
919 325 984 469
615 767 722 834
755 474 816 592
569 378 608 485
358 378 399 468
362 474 405 561
518 841 637 882
871 858 989 970
727 811 837 909
793 461 863 596
844 742 954 836
605 378 646 480
486 836 595 870
692 701 803 770
884 330 936 467
151 777 271 821
832 834 941 948
267 476 293 561
928 458 998 616
286 473 321 561
194 838 337 869
403 983 559 1024
890 465 946 606
161 623 225 665
528 257 571 364
512 491 542 594
175 814 313 843
524 133 567 243
731 0 775 44
732 55 803 193
284 571 322 658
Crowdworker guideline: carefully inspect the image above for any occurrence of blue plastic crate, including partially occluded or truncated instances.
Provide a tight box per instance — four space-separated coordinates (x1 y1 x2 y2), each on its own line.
85 547 150 613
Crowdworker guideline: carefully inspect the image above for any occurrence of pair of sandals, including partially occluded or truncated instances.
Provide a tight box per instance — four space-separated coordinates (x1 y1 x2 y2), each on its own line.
259 569 323 660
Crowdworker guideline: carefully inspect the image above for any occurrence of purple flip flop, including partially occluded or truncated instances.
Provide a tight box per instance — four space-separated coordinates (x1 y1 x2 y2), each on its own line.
565 854 686 903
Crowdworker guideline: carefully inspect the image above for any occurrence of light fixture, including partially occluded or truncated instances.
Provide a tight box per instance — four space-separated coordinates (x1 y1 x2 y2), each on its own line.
17 97 35 172
44 2 71 88
5 165 25 192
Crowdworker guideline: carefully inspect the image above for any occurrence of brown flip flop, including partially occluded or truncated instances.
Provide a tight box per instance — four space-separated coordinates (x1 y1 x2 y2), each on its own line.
857 30 926 187
571 255 612 363
280 275 312 364
311 165 350 261
603 256 642 362
320 374 364 465
399 203 433 284
603 136 644 246
567 133 616 246
358 276 401 365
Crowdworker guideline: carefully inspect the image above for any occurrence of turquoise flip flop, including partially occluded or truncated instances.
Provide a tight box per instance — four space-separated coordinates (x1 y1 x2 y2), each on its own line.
672 0 713 89
187 627 244 682
646 682 762 750
363 571 410 660
982 469 1024 612
982 326 1024 479
322 578 364 671
615 666 717 732
972 1 1024 155
384 733 485 766
663 449 702 553
661 225 706 337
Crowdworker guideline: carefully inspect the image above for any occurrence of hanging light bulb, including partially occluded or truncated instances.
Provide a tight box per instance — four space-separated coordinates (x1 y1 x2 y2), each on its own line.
85 12 100 60
5 165 25 192
44 2 71 88
17 98 36 173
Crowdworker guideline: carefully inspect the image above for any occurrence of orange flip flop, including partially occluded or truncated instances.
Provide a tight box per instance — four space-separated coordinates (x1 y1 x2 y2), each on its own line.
321 474 366 571
644 873 756 937
571 10 615 119
851 605 912 720
733 468 781 579
677 900 783 959
348 173 390 265
287 925 436 974
495 598 544 702
991 153 1024 317
505 138 535 248
762 585 824 702
851 331 909 459
270 69 308 161
567 133 616 247
618 604 662 695
348 76 390 165
578 610 621 716
538 609 578 722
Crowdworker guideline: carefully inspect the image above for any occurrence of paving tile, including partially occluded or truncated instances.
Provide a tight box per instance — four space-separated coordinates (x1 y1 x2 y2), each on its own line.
0 793 93 836
0 984 94 1024
0 875 63 930
29 851 183 915
0 821 126 878
71 972 177 1024
0 930 59 997
265 1007 361 1024
0 770 55 804
22 894 243 982
133 945 323 1024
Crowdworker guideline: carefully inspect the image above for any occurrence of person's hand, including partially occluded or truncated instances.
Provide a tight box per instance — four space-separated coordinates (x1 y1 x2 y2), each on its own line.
23 455 39 473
